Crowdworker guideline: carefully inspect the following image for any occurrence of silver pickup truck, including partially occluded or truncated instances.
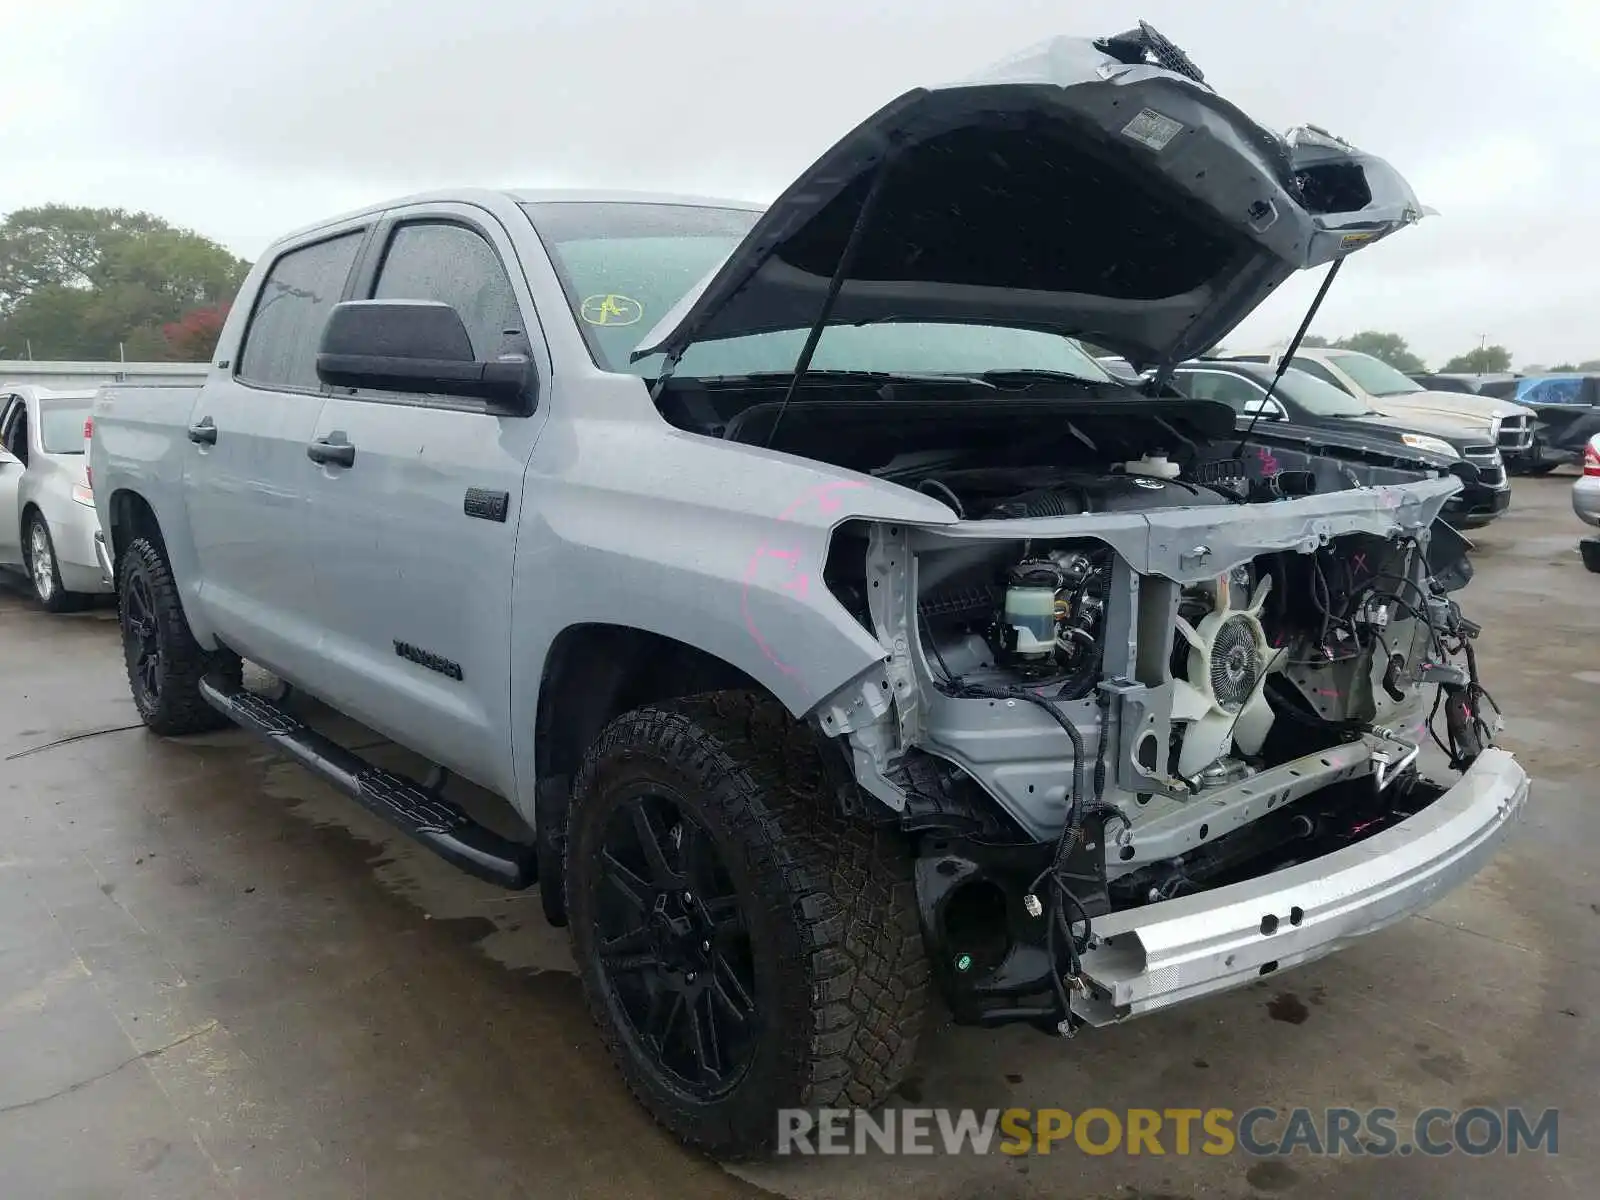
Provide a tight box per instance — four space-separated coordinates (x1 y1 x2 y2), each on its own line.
91 26 1528 1160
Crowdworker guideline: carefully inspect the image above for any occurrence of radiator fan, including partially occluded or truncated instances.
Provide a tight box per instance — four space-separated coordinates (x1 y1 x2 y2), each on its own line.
1170 575 1282 778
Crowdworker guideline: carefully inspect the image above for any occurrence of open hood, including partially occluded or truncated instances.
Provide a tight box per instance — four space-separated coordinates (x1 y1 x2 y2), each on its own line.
1368 391 1529 427
1349 409 1489 441
634 23 1430 373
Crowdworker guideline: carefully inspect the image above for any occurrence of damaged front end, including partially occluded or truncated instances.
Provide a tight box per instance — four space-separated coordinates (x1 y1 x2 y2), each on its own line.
815 472 1525 1031
626 22 1527 1033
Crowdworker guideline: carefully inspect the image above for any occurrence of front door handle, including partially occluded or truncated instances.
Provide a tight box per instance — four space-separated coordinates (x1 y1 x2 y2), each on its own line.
187 417 217 445
306 436 355 468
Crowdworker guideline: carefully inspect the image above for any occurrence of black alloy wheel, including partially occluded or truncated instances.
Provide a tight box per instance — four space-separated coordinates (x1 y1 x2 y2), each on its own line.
116 537 240 735
593 790 759 1099
122 567 164 706
566 692 929 1159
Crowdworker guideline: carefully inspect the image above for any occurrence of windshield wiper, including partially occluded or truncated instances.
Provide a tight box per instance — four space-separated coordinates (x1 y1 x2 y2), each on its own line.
691 369 994 389
973 368 1111 389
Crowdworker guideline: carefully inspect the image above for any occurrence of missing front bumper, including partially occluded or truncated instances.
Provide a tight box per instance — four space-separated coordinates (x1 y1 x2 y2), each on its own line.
1070 748 1528 1025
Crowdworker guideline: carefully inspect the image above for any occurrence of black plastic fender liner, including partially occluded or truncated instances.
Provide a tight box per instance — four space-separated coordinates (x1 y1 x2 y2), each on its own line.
198 678 537 890
915 814 1110 1028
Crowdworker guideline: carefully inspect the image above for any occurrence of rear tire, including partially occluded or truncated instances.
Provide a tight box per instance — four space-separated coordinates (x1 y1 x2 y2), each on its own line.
565 690 928 1159
1581 537 1600 574
117 536 241 735
24 513 82 614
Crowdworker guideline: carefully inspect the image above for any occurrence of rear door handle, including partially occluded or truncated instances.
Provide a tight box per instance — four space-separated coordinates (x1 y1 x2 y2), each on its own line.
306 436 355 468
187 417 217 445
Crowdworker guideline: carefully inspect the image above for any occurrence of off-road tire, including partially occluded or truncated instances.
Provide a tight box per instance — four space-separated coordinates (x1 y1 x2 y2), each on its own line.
24 512 82 613
1581 537 1600 574
566 690 929 1160
117 536 241 736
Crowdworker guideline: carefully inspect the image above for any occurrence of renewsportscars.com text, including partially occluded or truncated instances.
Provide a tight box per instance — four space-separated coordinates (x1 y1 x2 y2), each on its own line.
777 1106 1560 1157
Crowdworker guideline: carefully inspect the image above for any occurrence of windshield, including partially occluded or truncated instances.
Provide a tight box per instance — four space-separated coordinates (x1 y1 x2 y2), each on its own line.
1327 352 1423 397
39 402 91 454
1273 368 1372 417
523 201 1112 384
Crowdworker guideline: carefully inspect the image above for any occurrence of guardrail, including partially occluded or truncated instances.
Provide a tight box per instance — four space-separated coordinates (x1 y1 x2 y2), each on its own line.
0 360 211 391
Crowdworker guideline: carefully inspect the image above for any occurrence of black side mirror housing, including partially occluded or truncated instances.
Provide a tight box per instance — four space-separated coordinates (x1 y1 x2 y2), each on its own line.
315 299 536 413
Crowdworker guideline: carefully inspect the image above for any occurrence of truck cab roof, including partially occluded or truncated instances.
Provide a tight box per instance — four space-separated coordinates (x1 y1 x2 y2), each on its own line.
268 188 765 252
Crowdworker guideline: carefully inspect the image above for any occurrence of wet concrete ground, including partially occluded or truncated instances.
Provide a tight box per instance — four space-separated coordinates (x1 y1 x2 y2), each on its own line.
2 476 1596 1199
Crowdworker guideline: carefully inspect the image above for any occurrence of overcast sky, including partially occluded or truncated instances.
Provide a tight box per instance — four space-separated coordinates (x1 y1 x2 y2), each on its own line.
2 0 1593 368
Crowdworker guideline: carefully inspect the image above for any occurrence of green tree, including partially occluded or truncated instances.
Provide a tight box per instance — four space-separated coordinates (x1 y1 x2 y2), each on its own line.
1579 359 1600 372
1298 334 1331 348
1330 331 1426 374
0 204 249 360
1549 362 1578 372
1440 345 1514 373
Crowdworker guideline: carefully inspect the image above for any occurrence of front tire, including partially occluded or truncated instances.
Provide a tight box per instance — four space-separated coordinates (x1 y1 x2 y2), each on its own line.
25 513 81 613
566 691 928 1159
117 536 241 735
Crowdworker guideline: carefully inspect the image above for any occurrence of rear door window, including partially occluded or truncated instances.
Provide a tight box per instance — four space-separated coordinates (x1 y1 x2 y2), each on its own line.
237 231 366 392
1177 370 1264 410
0 397 22 459
370 222 526 360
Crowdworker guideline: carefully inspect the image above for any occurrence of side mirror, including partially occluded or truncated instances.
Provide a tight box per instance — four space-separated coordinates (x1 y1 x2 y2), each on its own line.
1241 397 1287 421
315 300 536 413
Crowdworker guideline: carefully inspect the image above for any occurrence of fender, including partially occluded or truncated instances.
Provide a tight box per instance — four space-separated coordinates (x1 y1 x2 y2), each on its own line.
506 410 960 826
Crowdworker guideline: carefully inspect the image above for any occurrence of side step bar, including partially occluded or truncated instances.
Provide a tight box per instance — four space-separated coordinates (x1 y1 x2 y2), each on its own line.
199 678 536 890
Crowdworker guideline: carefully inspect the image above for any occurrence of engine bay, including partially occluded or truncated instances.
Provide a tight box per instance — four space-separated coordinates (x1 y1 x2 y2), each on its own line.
820 451 1496 1028
660 370 1494 1026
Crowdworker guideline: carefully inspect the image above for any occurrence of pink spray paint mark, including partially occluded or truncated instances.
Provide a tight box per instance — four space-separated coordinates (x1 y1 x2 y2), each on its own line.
740 480 870 692
1256 445 1281 477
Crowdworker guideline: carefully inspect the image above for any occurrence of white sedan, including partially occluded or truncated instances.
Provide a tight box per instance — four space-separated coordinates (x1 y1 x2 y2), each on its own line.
0 386 113 610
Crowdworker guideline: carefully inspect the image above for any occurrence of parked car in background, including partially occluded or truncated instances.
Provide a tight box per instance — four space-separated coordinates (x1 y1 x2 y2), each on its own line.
1409 372 1523 397
1574 433 1600 572
1409 373 1480 395
1505 374 1600 475
1220 347 1538 470
1165 359 1510 528
1094 354 1141 383
0 386 111 611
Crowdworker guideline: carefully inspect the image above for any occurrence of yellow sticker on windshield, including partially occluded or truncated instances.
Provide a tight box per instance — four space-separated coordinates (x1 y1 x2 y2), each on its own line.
581 294 643 326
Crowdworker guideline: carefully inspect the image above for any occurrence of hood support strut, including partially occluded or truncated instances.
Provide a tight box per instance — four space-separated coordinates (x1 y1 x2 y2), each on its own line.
1233 256 1345 455
763 148 899 449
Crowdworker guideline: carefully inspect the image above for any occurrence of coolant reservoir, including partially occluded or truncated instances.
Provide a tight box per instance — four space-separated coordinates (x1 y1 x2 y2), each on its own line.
1123 453 1181 480
1004 576 1056 662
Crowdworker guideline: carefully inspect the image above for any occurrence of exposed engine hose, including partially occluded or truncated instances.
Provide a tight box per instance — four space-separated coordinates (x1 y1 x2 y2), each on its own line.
954 683 1087 839
917 477 966 517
